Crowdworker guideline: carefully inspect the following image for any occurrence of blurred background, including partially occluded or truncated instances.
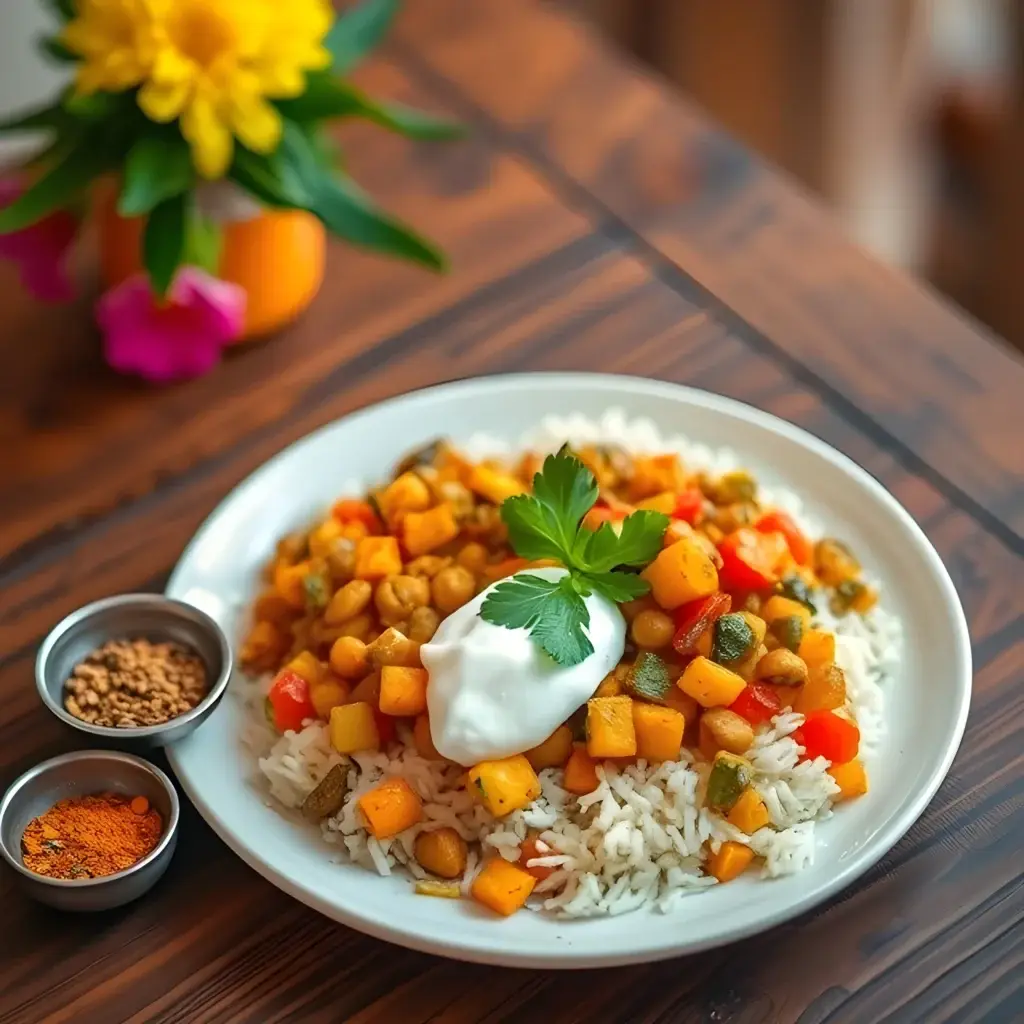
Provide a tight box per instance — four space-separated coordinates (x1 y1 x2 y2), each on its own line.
2 0 1021 352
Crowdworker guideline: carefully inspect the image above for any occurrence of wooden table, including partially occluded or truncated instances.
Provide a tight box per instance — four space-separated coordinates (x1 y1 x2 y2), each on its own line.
2 2 1022 1021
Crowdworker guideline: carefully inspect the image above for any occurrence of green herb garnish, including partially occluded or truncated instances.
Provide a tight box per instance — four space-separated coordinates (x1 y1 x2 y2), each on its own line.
480 448 668 666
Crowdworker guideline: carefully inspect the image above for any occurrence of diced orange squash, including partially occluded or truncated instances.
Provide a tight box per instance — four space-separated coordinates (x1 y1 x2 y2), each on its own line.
563 744 600 795
274 559 311 609
636 491 678 515
519 836 556 880
285 650 325 687
708 841 756 882
798 628 836 673
663 686 700 724
726 787 771 833
586 696 637 758
640 539 719 609
678 657 747 708
632 703 686 762
468 464 525 505
525 725 574 771
468 755 541 817
348 671 381 709
593 672 624 698
308 517 344 558
380 472 432 521
354 536 402 580
760 595 813 627
358 777 423 838
329 701 380 754
379 665 428 716
402 504 460 557
795 664 847 714
827 758 869 801
470 857 536 916
309 675 351 719
413 714 444 760
253 589 298 626
414 827 468 878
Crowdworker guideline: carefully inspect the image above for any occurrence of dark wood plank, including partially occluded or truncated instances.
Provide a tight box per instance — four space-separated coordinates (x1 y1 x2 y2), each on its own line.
1 235 1021 1023
390 0 1024 543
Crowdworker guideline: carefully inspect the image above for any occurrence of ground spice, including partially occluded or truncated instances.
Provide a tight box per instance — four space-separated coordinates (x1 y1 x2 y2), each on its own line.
21 792 163 880
63 637 208 728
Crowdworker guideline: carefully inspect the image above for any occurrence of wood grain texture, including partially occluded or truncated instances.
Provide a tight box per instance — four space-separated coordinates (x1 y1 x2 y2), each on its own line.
0 2 1021 1021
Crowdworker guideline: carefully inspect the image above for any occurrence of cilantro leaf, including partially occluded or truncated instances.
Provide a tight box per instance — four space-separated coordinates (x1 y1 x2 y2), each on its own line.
574 509 669 572
480 572 594 666
501 494 573 562
529 447 598 552
580 570 650 604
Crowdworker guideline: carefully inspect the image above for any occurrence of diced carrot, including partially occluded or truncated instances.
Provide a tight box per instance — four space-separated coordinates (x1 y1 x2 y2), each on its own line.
519 836 556 880
470 857 536 916
708 841 756 882
562 744 600 795
357 778 423 839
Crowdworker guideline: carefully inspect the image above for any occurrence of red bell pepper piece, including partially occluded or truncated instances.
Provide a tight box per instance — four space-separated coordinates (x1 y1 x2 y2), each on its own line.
267 670 316 733
672 487 705 525
717 528 791 591
331 498 381 533
672 592 732 654
796 710 860 763
373 708 397 746
755 510 812 565
729 683 783 726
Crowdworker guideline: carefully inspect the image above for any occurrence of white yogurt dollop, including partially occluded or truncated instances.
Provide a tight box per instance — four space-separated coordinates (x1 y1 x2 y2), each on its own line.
421 567 626 766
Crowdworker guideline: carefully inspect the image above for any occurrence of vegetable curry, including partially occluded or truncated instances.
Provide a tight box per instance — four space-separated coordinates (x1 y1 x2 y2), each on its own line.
241 440 878 911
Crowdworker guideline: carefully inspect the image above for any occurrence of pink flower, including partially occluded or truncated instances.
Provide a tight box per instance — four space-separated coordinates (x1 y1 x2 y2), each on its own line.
0 177 78 302
97 268 246 383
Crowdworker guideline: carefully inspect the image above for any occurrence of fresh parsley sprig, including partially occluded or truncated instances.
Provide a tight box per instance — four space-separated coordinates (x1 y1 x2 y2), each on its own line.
480 447 668 666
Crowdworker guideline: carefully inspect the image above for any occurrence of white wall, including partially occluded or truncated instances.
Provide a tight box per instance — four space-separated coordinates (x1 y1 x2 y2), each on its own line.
0 0 69 162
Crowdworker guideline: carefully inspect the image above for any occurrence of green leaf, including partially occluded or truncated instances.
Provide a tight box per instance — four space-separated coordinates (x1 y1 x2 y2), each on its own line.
325 0 401 73
229 147 308 209
580 571 650 605
500 494 572 563
481 573 593 666
365 100 464 140
574 509 669 572
0 100 66 133
43 0 75 19
529 448 599 552
119 133 193 216
0 134 115 233
313 171 445 270
62 90 120 121
184 211 222 275
37 34 76 63
142 194 188 298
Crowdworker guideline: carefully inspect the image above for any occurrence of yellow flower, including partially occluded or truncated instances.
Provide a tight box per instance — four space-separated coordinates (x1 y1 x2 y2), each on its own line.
64 0 333 180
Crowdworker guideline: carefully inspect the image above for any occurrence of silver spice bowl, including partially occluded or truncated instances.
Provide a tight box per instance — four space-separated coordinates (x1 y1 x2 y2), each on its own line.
0 750 180 911
36 594 233 750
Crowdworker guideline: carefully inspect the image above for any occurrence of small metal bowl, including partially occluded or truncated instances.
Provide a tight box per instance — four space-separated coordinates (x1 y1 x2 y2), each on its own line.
36 593 233 750
0 750 179 911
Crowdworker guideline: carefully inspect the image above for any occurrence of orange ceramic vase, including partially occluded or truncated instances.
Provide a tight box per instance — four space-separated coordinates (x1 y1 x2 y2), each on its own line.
95 186 326 342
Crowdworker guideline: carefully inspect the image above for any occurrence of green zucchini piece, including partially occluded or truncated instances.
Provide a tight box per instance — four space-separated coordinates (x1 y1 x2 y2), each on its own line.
711 613 757 666
778 574 817 614
301 764 349 822
769 614 805 653
625 651 674 703
830 579 867 615
706 752 753 812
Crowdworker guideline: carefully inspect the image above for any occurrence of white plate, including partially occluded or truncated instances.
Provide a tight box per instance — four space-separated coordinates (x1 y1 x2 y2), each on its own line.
166 373 971 968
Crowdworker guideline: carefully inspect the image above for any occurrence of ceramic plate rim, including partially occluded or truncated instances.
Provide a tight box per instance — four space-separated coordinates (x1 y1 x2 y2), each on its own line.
165 372 971 968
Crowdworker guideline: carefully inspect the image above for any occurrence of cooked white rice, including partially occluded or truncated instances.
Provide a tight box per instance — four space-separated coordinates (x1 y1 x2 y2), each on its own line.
247 409 901 918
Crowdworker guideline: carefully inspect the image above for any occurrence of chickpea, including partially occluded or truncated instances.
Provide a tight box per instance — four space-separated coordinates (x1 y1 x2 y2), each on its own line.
630 609 675 649
431 565 476 614
455 542 488 574
408 605 441 643
620 596 654 623
369 627 422 667
333 613 372 642
405 555 451 579
375 574 430 625
324 579 371 626
329 636 370 679
700 708 754 755
756 648 808 686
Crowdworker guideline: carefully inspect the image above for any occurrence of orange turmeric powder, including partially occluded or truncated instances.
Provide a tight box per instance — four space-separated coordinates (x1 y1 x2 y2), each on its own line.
21 792 162 880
